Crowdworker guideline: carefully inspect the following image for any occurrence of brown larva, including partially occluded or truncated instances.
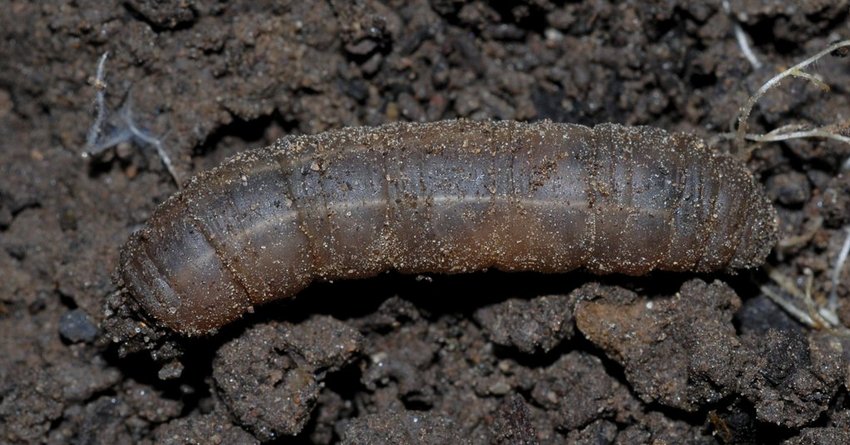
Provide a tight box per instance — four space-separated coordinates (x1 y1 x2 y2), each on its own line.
119 120 778 335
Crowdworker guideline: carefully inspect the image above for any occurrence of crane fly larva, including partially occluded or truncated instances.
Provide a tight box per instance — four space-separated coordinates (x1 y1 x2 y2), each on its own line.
120 120 777 335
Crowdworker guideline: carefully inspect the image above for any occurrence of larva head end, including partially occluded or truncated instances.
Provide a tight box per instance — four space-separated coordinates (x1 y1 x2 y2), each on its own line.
118 199 253 337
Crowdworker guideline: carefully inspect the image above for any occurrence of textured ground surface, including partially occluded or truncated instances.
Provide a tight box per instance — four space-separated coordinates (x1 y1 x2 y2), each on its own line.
2 0 850 443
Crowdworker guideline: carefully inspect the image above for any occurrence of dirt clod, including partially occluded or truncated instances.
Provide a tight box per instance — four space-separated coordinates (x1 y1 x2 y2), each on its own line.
339 411 465 445
531 351 638 430
475 293 577 354
575 279 743 411
212 316 361 440
152 411 259 445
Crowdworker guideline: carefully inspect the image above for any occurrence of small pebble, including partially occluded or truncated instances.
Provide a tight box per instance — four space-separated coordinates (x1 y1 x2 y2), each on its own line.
158 360 185 380
59 309 99 343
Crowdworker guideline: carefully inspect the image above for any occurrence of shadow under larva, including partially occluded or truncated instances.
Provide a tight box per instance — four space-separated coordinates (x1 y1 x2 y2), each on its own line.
119 120 778 335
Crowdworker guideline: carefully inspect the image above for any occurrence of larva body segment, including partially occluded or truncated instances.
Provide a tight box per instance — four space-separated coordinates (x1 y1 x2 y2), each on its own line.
119 120 777 335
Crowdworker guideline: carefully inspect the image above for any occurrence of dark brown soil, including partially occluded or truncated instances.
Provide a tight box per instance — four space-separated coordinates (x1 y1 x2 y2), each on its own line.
2 1 850 444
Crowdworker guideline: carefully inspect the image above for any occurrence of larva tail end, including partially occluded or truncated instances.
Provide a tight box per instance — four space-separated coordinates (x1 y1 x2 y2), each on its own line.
729 195 779 270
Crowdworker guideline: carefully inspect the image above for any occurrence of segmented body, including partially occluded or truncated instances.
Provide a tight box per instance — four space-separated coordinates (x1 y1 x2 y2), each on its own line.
120 120 777 335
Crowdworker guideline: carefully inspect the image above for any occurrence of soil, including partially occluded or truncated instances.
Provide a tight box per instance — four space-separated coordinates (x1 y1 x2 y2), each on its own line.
2 0 850 444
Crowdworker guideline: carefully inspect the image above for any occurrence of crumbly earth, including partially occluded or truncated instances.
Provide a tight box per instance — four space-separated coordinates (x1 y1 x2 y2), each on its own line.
2 0 850 443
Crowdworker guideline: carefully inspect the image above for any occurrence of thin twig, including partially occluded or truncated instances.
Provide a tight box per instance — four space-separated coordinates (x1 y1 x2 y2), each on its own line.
80 53 181 188
829 227 850 313
722 1 762 69
119 104 180 187
760 286 819 329
84 52 109 154
734 39 850 154
765 266 834 330
746 125 850 144
712 122 850 156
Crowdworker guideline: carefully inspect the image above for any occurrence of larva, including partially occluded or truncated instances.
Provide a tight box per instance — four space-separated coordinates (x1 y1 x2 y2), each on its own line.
120 120 777 335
